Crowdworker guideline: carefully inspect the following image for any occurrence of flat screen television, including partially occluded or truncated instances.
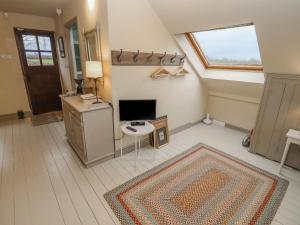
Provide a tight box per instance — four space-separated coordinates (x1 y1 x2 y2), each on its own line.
119 100 156 121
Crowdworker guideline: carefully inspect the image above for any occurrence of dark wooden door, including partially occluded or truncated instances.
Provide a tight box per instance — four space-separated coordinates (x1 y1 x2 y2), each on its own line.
14 28 62 115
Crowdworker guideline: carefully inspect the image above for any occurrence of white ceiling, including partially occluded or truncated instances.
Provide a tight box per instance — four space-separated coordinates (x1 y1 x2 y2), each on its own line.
0 0 70 17
148 0 300 75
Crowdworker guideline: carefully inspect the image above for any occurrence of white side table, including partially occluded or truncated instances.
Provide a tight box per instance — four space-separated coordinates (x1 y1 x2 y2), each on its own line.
120 121 155 170
278 129 300 173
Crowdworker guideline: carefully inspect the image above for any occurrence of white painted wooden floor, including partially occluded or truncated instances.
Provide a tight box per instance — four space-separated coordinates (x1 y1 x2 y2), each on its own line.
0 119 299 225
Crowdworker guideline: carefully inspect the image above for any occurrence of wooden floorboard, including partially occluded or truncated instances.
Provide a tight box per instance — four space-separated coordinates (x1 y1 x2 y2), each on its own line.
13 120 31 225
48 121 116 225
0 118 299 225
22 120 65 225
0 121 14 225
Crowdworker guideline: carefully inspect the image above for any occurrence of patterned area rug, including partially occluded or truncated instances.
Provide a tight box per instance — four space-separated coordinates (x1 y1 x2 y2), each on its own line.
104 144 289 225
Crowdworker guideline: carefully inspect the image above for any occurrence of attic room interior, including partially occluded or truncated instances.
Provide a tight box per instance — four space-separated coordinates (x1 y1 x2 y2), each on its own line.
0 0 300 224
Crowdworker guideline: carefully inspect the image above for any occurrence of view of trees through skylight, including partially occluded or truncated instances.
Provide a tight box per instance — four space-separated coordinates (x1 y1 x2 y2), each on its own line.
192 25 262 66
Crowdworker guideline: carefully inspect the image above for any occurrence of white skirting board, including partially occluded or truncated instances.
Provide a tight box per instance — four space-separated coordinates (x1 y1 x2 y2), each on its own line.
212 119 226 127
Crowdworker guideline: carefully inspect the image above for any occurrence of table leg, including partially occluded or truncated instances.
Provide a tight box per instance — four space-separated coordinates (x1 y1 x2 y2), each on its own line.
279 138 291 174
120 134 123 157
134 136 137 171
138 137 141 157
153 132 156 161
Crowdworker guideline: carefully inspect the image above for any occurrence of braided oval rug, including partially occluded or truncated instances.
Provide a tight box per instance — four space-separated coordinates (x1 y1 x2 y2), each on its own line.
104 144 288 225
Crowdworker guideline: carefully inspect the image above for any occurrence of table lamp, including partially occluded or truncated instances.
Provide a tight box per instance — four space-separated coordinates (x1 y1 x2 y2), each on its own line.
86 61 103 104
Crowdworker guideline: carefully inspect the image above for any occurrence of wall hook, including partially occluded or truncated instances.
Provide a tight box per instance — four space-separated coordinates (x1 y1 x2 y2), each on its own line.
180 54 186 63
117 49 123 62
170 53 177 63
159 52 167 64
147 51 154 63
133 50 140 62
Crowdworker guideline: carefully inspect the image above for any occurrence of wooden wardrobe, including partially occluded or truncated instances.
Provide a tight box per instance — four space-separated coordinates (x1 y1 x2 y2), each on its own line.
250 73 300 169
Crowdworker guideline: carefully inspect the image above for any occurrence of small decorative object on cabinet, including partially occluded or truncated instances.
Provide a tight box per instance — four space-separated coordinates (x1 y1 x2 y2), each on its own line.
74 78 83 94
80 93 99 104
150 115 169 148
60 95 115 167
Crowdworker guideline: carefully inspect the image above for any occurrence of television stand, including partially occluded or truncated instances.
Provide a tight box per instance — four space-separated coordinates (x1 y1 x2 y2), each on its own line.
130 121 146 126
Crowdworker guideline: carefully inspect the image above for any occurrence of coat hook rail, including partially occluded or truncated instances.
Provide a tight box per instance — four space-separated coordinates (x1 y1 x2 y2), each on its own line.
147 51 154 63
180 54 186 63
159 52 167 64
133 50 140 62
117 49 123 62
170 53 177 63
111 49 185 66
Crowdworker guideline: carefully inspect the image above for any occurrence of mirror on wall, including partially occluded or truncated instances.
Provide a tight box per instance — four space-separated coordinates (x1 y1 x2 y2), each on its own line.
84 24 101 61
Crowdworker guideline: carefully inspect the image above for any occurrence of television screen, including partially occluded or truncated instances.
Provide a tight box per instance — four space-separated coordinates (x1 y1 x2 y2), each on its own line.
119 100 156 121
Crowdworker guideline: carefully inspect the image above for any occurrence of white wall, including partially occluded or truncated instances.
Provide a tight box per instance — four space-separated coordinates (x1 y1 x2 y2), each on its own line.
107 0 207 138
0 12 55 116
55 0 112 101
206 91 262 130
205 78 264 130
208 96 260 130
175 32 264 130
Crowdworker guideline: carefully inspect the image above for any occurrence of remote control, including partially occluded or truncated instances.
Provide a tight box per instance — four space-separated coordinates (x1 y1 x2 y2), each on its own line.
131 121 145 126
126 126 137 132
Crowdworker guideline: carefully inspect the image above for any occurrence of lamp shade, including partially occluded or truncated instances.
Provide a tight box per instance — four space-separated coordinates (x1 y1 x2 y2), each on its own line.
85 61 103 78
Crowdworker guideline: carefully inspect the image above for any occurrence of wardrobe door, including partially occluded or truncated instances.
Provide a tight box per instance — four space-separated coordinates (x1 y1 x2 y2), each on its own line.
273 81 300 168
267 80 294 161
252 78 285 156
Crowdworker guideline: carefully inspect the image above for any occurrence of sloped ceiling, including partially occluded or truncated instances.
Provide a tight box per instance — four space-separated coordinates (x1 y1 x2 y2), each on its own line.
148 0 300 75
0 0 70 17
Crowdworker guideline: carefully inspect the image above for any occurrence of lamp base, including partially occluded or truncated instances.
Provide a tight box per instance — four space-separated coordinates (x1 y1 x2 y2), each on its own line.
92 97 101 104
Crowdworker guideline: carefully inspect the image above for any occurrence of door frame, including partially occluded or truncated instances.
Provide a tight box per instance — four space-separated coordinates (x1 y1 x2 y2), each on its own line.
64 17 83 90
14 27 62 114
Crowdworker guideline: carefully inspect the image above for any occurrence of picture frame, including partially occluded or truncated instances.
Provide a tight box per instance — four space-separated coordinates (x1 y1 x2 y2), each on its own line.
58 36 65 58
150 115 169 149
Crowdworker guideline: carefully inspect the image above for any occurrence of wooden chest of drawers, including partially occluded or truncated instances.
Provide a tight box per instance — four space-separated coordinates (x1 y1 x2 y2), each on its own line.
61 96 115 167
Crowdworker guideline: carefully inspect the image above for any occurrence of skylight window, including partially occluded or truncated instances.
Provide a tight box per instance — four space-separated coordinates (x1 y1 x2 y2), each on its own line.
186 24 263 71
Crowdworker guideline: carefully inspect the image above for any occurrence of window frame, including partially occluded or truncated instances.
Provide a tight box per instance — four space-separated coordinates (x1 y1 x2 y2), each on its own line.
185 28 263 72
22 34 55 67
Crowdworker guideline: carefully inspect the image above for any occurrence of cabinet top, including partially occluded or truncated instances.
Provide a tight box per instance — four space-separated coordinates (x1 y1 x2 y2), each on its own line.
60 95 111 113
